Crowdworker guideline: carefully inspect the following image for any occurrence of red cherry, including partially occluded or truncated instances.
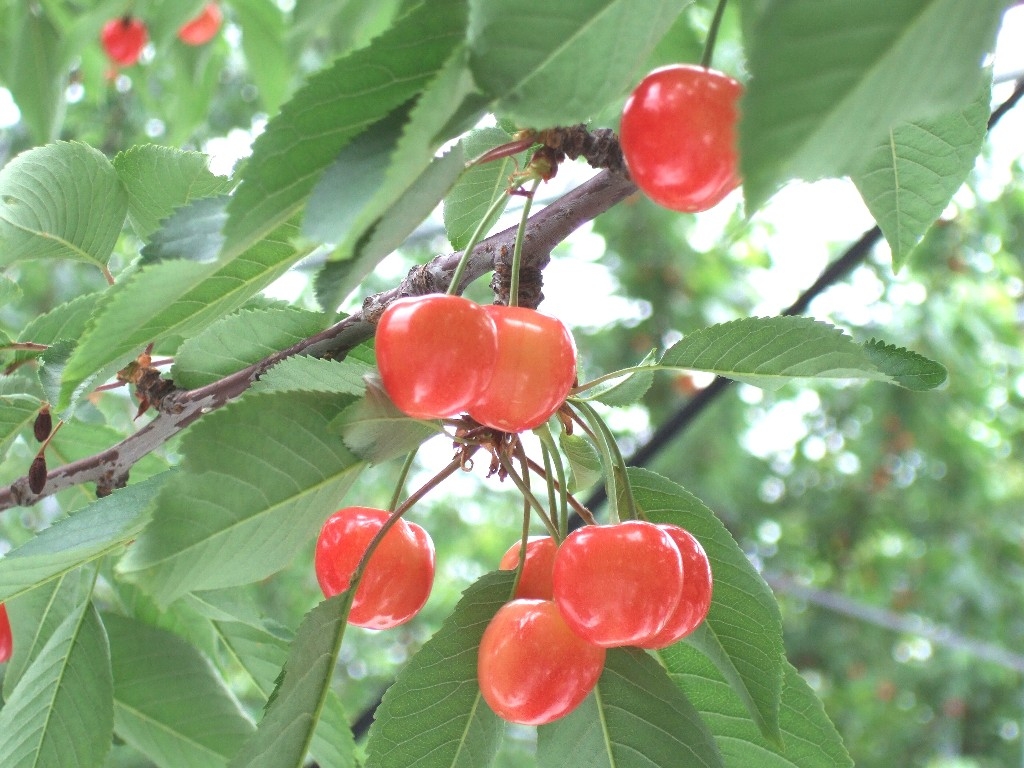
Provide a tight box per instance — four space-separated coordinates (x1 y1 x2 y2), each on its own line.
552 521 683 647
478 599 605 725
498 536 557 600
375 295 499 420
178 3 223 46
468 305 576 433
619 64 743 212
0 603 12 663
314 506 435 630
636 525 713 648
101 16 148 67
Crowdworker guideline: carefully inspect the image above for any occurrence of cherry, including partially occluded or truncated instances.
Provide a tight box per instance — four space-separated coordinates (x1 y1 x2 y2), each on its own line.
0 603 12 663
178 3 223 46
552 521 683 647
468 305 576 433
314 506 435 630
498 536 557 600
101 16 148 67
636 525 713 648
375 295 499 420
619 64 743 212
477 599 605 725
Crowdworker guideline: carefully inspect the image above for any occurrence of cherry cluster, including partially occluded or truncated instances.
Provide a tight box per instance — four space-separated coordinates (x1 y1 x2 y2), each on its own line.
313 507 712 727
481 523 712 724
375 295 577 433
100 3 222 67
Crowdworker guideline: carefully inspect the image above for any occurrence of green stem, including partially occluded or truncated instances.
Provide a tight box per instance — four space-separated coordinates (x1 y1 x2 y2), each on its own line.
570 363 658 396
700 0 730 69
498 451 560 540
387 451 418 512
508 178 541 308
447 191 512 295
510 496 532 597
573 400 639 523
535 424 569 538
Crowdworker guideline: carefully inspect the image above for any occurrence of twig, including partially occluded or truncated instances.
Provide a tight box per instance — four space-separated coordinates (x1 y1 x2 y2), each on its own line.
0 170 636 512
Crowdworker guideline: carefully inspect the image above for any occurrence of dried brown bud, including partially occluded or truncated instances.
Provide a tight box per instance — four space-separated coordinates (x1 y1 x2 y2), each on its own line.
33 405 52 442
28 455 47 494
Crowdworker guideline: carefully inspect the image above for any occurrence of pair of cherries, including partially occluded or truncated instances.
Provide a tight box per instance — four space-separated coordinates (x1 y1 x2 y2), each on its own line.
375 295 576 433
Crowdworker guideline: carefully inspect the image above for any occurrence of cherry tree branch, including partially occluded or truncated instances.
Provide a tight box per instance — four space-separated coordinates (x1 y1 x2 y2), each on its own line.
0 169 637 512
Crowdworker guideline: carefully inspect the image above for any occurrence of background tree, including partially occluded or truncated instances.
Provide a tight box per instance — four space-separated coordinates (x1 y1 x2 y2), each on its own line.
2 1 1023 767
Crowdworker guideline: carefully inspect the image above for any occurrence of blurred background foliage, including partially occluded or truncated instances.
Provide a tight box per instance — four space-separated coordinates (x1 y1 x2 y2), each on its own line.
2 1 1024 766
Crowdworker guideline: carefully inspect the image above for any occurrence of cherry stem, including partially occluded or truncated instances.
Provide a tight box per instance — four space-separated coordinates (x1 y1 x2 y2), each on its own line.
522 454 597 528
349 451 470 594
508 177 541 308
573 400 639 523
535 424 570 537
497 451 560 540
387 451 418 512
700 0 730 69
511 495 532 597
447 191 513 296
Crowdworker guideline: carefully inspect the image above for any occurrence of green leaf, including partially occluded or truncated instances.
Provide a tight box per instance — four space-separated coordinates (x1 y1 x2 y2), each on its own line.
0 601 113 768
861 338 948 390
316 145 468 312
140 194 229 264
113 145 233 240
2 566 98 699
559 432 603 494
537 648 722 768
117 392 364 605
364 570 515 768
3 6 65 145
468 0 686 125
664 644 853 768
57 212 316 410
171 307 329 389
252 355 374 396
577 349 658 406
222 0 469 260
104 613 255 767
233 0 291 115
442 126 521 250
0 477 165 604
741 0 1006 209
227 593 356 768
11 292 102 371
0 392 37 459
334 378 444 465
851 79 991 269
0 141 127 272
308 44 479 310
629 467 786 744
659 316 945 390
188 595 355 768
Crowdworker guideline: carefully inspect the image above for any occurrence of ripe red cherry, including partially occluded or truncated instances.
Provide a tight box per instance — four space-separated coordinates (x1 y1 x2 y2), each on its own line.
101 16 148 67
637 525 713 648
468 305 576 432
552 521 683 647
498 536 557 600
375 295 499 420
619 64 743 212
314 506 435 630
0 603 12 663
478 599 605 725
178 3 223 46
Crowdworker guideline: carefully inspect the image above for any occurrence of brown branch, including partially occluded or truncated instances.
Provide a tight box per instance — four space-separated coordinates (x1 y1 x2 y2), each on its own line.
0 169 637 512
